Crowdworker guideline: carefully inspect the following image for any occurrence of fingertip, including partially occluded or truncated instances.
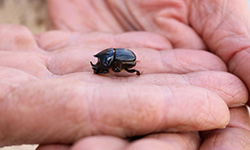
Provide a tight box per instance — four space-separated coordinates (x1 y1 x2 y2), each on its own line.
187 71 249 107
200 106 250 150
126 139 177 150
36 144 70 150
144 132 200 150
71 136 128 150
228 106 250 130
172 86 230 130
205 89 230 129
200 127 250 150
228 49 250 106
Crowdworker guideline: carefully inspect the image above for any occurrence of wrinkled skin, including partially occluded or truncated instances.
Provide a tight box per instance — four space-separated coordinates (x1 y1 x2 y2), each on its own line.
0 0 250 149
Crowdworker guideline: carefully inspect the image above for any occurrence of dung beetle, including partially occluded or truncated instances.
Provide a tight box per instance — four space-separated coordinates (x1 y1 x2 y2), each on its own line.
90 48 141 76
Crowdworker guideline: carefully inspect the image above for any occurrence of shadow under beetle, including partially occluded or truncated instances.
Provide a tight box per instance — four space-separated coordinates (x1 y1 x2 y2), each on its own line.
90 48 141 76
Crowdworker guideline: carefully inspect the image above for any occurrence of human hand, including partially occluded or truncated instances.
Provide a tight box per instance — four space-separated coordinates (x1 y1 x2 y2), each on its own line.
47 0 250 102
0 24 247 148
43 0 250 149
37 107 250 150
1 0 250 149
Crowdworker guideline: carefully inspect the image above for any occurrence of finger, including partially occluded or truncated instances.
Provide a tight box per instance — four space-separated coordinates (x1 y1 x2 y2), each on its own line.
190 0 250 62
0 66 38 101
46 0 121 32
229 49 250 105
126 132 200 150
36 144 70 150
227 107 250 131
47 48 226 75
0 66 37 83
0 51 52 78
0 25 38 51
200 106 250 150
0 79 229 146
124 0 207 49
61 71 248 107
36 31 172 51
190 0 250 102
46 0 206 50
70 136 128 150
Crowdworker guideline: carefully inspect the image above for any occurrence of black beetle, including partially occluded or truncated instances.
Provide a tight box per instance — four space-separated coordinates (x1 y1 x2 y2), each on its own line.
90 48 141 76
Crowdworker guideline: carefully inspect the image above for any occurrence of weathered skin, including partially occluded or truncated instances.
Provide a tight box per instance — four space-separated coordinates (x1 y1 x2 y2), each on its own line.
1 0 250 149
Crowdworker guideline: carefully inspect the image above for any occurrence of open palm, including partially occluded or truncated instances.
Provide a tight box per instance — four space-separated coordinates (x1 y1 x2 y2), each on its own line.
1 0 250 149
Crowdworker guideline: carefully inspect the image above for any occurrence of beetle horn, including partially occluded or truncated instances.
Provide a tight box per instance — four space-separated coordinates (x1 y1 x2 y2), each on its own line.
90 61 95 67
90 61 98 71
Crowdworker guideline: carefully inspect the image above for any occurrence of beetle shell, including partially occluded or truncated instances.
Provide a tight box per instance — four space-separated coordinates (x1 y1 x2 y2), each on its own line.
90 48 141 76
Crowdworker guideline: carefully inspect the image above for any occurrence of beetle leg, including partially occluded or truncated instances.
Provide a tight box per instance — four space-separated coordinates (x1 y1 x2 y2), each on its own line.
112 61 123 72
125 68 141 76
102 70 108 74
112 66 123 72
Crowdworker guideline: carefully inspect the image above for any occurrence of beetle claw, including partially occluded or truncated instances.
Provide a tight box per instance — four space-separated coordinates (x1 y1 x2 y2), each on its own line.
136 70 141 76
125 68 141 76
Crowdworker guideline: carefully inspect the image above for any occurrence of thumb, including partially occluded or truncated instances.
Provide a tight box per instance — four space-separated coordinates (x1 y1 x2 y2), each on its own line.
190 0 250 104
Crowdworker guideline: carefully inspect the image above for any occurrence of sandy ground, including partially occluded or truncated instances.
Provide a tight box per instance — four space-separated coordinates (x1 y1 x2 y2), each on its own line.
1 0 250 150
1 145 38 150
0 0 47 34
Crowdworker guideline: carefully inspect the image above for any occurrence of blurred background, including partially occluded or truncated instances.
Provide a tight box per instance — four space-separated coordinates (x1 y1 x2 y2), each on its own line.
0 0 250 150
0 0 48 34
